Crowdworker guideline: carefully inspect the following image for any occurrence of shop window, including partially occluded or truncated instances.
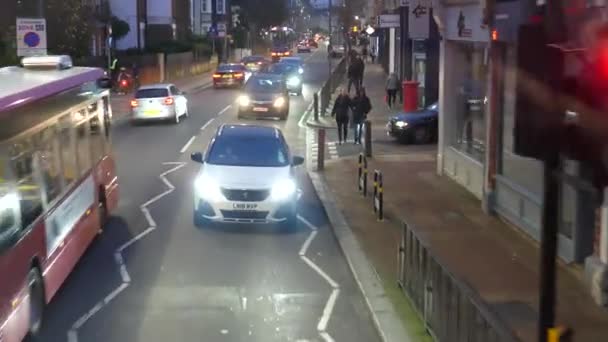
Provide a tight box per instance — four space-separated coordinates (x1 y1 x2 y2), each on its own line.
498 46 543 196
58 115 78 185
451 43 487 162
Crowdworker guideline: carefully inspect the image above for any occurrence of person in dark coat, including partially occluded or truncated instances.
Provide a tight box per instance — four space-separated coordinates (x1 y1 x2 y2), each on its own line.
332 88 352 144
347 62 357 94
355 56 365 89
351 87 372 144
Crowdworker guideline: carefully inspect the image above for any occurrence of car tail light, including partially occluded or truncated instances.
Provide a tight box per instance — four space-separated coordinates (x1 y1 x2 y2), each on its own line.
271 52 277 56
234 73 244 78
164 97 174 105
213 73 221 78
120 79 128 87
130 99 138 107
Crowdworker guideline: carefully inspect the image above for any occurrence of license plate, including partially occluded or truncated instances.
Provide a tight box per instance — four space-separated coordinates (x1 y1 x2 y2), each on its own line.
253 107 269 112
144 109 160 115
222 74 232 78
233 203 258 210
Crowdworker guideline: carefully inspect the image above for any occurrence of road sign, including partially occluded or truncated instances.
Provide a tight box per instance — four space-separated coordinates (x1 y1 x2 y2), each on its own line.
409 0 430 39
378 14 400 28
16 18 47 57
217 23 227 38
208 24 218 37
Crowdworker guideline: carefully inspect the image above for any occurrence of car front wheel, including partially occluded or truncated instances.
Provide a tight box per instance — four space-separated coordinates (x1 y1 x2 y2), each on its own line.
280 210 298 232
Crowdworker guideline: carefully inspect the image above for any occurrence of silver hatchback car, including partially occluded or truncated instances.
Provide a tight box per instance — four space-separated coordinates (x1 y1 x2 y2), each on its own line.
130 83 189 124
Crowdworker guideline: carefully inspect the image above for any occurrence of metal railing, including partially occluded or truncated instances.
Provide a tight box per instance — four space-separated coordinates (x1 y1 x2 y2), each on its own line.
318 57 347 116
398 221 519 342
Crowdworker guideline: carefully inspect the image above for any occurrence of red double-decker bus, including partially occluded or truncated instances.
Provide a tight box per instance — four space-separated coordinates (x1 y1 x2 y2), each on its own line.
0 56 119 341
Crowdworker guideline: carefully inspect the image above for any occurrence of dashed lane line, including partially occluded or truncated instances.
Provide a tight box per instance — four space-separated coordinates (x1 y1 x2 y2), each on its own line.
180 136 196 153
200 117 215 131
67 162 186 342
217 104 232 116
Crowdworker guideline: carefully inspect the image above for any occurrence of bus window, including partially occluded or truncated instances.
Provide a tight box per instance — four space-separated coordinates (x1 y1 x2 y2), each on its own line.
8 138 43 229
75 111 91 175
34 126 64 204
89 112 104 163
58 116 77 185
102 96 111 141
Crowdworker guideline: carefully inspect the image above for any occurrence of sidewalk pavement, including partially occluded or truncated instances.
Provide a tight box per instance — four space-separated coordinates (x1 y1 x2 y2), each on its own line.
310 63 608 341
110 71 213 120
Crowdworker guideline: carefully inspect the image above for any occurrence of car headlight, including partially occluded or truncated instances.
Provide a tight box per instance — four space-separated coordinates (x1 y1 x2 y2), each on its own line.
195 175 224 201
298 67 304 74
287 76 301 86
273 97 286 108
238 95 250 107
271 178 297 201
395 121 408 128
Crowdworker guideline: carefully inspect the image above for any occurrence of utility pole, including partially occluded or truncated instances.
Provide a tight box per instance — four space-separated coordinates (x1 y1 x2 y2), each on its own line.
328 0 333 88
211 0 218 58
537 0 568 341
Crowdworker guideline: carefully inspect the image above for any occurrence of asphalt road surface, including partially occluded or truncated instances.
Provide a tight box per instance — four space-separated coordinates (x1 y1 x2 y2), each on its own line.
39 49 381 342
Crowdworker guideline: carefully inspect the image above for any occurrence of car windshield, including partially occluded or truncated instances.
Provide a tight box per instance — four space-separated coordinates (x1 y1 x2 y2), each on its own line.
135 88 169 98
245 78 283 93
218 64 244 72
206 135 289 167
268 63 298 74
281 58 302 65
243 57 263 63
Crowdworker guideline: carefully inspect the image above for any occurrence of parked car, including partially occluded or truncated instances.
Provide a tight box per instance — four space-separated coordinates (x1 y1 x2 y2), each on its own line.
386 102 438 144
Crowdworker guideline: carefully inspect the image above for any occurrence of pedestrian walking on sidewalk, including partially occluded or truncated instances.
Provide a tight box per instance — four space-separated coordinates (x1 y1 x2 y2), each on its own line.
332 88 352 144
351 87 372 144
386 72 400 108
370 50 376 63
347 61 358 94
362 46 368 62
355 56 365 89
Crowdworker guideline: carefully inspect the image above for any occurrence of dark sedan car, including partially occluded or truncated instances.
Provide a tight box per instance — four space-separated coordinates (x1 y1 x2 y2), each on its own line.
267 62 303 96
387 102 438 144
213 63 249 88
237 74 290 120
241 55 270 72
270 46 292 62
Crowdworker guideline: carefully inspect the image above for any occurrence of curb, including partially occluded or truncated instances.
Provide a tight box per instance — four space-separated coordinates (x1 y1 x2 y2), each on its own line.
307 171 414 342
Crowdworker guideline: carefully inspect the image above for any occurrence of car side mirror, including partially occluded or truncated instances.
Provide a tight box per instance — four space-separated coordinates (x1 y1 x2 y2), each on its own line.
191 152 204 163
292 156 305 166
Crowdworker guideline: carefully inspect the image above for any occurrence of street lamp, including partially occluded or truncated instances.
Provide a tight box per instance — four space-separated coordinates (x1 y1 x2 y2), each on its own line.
354 15 359 20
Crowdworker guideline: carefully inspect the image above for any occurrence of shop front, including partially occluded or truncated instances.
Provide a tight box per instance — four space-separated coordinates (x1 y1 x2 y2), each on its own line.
437 3 489 200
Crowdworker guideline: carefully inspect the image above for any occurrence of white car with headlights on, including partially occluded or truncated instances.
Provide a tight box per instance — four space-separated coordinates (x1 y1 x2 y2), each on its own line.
237 74 290 120
191 124 304 230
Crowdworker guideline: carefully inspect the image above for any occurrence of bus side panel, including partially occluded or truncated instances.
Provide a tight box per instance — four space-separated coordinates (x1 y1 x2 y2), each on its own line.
0 225 46 342
98 156 119 214
42 174 99 302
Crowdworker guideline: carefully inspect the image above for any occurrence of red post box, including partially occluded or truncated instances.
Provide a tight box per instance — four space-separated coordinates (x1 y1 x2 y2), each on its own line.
402 81 419 112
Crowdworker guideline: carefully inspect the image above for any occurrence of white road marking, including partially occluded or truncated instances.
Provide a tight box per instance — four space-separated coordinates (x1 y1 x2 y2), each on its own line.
180 136 196 153
200 117 215 131
296 216 340 342
300 255 339 289
317 289 340 331
217 104 232 116
320 331 336 342
67 162 186 342
299 230 318 256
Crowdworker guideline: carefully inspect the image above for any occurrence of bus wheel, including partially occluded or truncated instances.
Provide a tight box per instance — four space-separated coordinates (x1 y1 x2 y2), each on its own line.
26 268 44 339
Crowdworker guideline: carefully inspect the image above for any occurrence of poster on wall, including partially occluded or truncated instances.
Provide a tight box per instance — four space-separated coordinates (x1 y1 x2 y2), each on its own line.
444 4 489 42
45 175 95 255
409 0 431 39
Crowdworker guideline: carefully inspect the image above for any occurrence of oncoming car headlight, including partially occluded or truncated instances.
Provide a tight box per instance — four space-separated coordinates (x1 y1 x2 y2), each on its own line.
271 178 297 200
273 97 286 108
298 67 304 74
195 175 224 201
238 95 251 107
395 121 408 128
287 76 301 86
